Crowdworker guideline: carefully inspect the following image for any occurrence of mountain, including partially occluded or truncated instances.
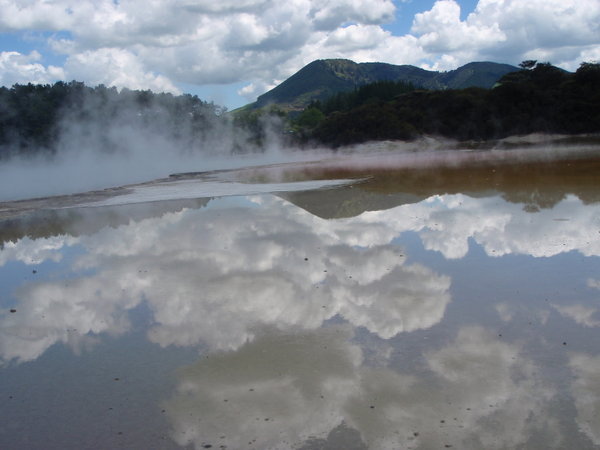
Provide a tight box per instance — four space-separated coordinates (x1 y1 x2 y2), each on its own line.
250 59 518 110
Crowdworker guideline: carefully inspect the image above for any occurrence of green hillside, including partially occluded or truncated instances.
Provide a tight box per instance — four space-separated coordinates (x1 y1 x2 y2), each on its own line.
250 59 518 110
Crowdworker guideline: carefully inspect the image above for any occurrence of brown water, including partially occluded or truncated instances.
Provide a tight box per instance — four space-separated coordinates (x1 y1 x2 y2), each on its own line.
1 148 600 449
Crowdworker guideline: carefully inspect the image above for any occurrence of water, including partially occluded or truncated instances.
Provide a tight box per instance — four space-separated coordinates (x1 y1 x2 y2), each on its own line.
1 147 599 449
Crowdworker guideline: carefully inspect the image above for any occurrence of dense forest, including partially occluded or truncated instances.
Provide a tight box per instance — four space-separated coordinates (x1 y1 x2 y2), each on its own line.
292 61 600 147
1 61 599 158
0 82 231 159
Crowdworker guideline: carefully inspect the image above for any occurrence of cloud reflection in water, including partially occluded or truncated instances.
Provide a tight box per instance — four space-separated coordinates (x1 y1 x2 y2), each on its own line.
0 194 450 362
1 188 599 448
165 325 559 450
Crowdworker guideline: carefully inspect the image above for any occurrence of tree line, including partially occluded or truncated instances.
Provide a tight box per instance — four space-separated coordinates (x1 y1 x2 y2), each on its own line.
291 62 600 147
1 61 598 158
0 81 226 159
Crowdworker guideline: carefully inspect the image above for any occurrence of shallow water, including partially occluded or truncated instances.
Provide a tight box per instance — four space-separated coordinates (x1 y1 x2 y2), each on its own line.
1 149 600 449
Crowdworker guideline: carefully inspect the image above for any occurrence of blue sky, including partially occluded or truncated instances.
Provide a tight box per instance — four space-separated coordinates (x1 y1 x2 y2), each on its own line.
0 0 598 109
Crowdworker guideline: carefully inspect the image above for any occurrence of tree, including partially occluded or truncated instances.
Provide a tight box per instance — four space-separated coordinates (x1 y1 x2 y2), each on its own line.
519 60 537 70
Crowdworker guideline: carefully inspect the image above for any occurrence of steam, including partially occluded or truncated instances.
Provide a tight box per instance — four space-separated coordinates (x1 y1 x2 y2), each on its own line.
0 88 303 202
1 83 597 205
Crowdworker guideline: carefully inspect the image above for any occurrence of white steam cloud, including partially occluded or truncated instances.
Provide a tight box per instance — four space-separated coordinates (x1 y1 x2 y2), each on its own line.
0 90 300 202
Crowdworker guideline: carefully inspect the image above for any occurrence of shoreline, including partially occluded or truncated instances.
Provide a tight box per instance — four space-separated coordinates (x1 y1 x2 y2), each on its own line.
0 133 599 219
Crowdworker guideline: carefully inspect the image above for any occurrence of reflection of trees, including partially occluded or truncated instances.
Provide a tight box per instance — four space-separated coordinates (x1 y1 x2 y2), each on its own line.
0 197 210 245
165 326 560 450
280 156 600 219
504 189 566 212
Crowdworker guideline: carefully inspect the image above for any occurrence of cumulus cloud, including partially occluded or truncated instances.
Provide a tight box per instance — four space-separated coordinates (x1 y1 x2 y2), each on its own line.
0 50 64 86
413 0 600 70
413 0 505 53
0 0 597 103
63 48 180 93
310 0 395 31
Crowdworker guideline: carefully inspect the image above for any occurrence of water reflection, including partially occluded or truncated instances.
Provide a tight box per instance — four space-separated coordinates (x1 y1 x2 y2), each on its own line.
358 193 600 259
0 195 451 363
569 353 600 446
1 163 600 448
165 325 558 449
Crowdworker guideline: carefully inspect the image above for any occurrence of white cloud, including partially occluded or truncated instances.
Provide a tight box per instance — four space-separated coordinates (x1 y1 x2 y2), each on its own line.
0 0 598 101
311 0 396 31
413 0 600 69
0 51 64 86
63 48 180 93
325 24 391 51
181 0 271 15
0 0 73 31
413 0 505 53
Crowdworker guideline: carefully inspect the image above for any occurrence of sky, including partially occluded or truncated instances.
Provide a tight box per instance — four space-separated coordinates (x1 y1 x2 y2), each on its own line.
0 0 599 110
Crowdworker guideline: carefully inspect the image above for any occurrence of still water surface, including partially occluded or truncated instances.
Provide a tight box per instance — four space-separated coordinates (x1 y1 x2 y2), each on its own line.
1 149 599 449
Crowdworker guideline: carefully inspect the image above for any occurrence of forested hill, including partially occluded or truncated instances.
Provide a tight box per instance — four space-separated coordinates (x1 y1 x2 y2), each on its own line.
251 59 518 110
296 62 600 146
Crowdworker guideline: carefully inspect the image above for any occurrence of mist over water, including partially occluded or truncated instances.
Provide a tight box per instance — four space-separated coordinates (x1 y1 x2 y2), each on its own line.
0 138 292 202
1 81 598 205
0 87 311 202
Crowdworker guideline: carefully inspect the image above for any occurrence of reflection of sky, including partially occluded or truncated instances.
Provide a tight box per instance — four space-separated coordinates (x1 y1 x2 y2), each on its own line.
1 192 600 363
1 190 600 448
569 353 600 446
0 194 452 363
165 325 559 450
359 193 600 259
